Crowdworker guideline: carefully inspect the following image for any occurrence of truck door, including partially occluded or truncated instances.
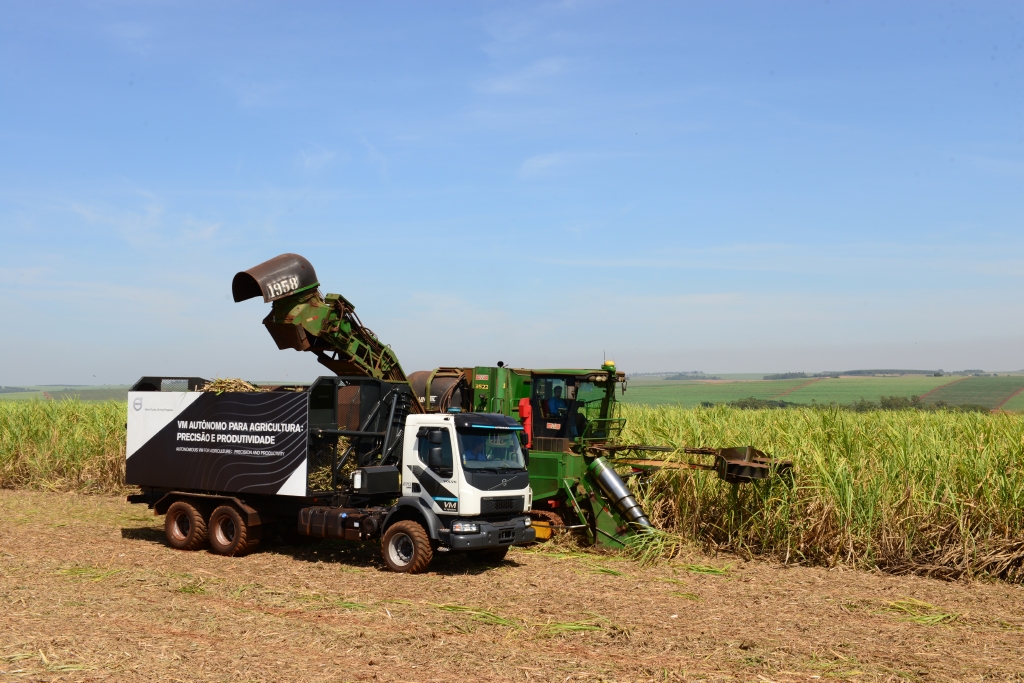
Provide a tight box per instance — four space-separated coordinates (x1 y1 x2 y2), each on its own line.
409 427 460 514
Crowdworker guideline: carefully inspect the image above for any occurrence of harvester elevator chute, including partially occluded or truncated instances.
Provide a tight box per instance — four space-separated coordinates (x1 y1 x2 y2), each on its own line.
233 253 421 407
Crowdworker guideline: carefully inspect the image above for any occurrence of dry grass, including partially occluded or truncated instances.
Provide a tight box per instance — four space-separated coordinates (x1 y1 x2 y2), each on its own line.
2 491 1024 682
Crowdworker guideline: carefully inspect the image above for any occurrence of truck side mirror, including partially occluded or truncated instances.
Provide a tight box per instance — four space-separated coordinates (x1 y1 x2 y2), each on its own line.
428 446 443 469
522 447 530 466
428 430 444 445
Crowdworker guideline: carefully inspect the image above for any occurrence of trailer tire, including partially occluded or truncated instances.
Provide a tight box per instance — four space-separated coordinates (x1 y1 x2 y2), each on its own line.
164 501 208 551
382 520 433 573
208 505 259 557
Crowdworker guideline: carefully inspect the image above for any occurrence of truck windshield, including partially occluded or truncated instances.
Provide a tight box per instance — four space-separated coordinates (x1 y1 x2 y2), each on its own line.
456 430 526 471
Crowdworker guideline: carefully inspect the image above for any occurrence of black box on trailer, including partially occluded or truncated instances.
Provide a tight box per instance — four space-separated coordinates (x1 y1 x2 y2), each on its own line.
126 376 415 499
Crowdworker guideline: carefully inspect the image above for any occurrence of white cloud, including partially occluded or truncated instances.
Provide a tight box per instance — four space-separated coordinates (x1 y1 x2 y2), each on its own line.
71 198 165 248
479 57 568 94
105 21 153 55
223 79 288 107
362 139 389 179
298 149 336 172
518 152 572 178
181 217 221 242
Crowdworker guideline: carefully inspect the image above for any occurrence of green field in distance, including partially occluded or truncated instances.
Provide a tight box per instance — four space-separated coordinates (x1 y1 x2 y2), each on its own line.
781 376 951 404
4 375 1024 411
621 374 1024 410
923 376 1024 410
0 386 131 402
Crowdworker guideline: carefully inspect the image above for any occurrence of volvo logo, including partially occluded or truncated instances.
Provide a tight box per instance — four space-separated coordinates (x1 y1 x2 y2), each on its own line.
488 478 511 490
133 397 143 411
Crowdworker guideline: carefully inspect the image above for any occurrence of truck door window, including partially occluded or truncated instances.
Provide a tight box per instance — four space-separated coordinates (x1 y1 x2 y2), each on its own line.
417 429 453 477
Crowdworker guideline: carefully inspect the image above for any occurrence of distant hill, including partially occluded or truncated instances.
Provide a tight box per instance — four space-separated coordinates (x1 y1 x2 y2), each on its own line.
763 372 809 380
820 369 941 376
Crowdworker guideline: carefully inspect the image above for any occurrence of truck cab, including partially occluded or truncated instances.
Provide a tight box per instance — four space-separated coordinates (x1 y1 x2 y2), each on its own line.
400 412 533 552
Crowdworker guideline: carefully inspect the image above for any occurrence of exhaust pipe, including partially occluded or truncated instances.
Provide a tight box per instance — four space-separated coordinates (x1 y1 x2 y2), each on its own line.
587 457 652 528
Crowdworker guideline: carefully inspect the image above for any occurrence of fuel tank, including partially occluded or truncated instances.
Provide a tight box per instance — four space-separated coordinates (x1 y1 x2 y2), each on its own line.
409 370 464 412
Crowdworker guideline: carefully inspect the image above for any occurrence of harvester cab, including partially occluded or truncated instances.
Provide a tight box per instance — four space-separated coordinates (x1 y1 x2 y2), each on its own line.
527 368 623 447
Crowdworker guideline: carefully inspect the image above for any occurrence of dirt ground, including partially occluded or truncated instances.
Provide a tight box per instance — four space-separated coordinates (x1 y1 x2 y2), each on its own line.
1 492 1022 683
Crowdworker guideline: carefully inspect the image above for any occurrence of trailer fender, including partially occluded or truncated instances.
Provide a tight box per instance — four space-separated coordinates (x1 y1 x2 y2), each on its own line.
153 493 271 528
382 497 442 541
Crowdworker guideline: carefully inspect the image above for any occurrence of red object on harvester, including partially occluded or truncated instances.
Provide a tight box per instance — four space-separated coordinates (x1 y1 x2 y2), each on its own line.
518 397 532 448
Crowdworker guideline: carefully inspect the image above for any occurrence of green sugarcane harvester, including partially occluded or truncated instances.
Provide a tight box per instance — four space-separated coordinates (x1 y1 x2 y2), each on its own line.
235 253 790 548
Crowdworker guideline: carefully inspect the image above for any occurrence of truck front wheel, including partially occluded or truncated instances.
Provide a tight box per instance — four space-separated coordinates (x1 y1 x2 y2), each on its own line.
381 520 433 573
165 500 208 551
208 505 259 557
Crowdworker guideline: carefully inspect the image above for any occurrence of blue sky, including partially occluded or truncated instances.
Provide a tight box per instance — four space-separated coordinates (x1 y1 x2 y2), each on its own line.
1 1 1022 384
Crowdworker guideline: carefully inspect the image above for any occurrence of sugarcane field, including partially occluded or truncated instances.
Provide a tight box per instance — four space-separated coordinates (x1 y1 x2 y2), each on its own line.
3 4 1023 682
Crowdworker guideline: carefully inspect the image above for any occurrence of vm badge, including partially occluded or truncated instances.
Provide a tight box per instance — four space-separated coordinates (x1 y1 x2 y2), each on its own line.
434 497 458 513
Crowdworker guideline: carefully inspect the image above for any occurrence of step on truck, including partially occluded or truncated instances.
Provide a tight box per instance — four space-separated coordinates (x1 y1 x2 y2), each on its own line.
126 375 535 572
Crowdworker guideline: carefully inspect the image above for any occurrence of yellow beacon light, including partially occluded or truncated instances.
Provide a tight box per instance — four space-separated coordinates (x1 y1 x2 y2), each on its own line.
602 359 616 372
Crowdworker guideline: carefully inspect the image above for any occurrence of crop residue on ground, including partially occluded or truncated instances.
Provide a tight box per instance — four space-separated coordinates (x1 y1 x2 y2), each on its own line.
2 491 1023 681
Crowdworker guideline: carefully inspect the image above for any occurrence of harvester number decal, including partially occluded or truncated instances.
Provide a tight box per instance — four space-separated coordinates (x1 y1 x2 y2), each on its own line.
268 276 300 299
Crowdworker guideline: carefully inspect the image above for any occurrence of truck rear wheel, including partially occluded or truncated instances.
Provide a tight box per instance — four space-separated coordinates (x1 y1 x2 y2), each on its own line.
165 501 208 550
208 505 259 557
381 520 433 573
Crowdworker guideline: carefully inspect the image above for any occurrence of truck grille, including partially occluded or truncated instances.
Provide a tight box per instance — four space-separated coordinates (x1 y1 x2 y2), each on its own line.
480 496 524 515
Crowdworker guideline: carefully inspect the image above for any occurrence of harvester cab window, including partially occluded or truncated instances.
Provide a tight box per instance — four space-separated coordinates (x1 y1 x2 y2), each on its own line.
417 428 453 477
531 377 584 441
536 378 569 418
575 381 602 409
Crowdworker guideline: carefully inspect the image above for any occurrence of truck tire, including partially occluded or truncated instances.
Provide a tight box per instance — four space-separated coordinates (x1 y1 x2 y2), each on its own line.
164 500 208 551
381 520 433 573
208 505 259 557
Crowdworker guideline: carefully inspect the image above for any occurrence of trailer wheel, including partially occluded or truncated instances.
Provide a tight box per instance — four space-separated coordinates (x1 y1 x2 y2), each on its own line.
381 520 433 573
208 505 259 557
164 501 208 551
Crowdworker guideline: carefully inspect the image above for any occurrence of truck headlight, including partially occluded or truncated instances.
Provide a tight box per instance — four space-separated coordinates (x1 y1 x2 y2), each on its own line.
524 518 531 526
451 522 479 534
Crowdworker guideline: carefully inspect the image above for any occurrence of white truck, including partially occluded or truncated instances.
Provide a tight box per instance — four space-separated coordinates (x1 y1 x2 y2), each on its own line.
126 375 535 572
